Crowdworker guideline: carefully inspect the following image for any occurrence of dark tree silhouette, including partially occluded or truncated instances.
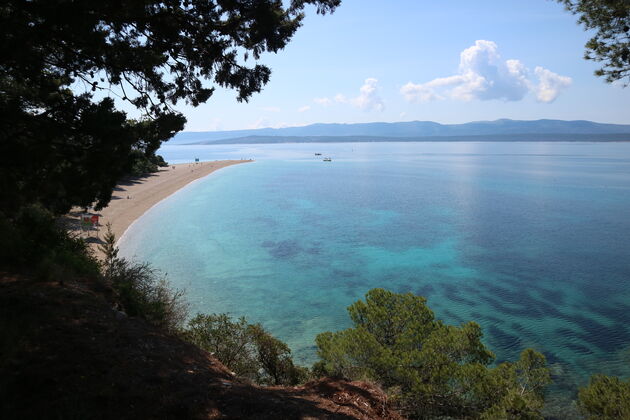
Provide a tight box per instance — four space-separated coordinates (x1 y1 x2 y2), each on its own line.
559 0 630 84
0 0 339 215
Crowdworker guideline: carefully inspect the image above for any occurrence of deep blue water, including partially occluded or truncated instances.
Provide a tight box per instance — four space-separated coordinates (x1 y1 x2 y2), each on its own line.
119 142 630 411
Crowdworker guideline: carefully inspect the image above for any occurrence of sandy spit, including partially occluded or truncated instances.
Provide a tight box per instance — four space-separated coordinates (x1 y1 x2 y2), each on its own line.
69 160 251 258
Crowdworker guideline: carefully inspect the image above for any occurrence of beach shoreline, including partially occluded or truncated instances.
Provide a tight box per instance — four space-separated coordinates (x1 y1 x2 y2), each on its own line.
67 160 251 258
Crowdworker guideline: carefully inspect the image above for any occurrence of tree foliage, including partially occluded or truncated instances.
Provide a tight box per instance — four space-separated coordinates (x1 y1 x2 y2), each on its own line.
1 0 339 216
0 204 100 277
578 374 630 419
559 0 630 84
185 313 308 386
315 288 551 419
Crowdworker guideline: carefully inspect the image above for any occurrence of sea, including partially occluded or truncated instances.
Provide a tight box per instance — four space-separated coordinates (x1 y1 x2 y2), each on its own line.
119 141 630 413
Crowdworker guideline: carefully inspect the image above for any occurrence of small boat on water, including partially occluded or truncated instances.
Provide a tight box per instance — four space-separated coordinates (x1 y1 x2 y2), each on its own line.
323 157 332 162
315 153 322 156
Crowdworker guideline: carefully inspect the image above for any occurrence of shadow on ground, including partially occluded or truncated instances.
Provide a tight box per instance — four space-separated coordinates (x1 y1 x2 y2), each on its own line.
0 274 403 420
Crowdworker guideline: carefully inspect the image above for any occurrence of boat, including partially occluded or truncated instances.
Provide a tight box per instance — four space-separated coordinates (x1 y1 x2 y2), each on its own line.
315 153 322 156
323 157 332 162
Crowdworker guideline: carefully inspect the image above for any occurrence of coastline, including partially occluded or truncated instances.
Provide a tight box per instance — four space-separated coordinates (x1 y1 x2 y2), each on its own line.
71 160 251 258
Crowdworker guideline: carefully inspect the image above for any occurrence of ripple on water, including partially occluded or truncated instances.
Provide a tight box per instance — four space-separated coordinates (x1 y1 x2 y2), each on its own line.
120 144 630 406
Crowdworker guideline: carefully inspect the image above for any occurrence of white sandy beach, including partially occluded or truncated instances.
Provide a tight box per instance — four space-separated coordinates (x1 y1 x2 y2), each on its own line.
71 160 250 258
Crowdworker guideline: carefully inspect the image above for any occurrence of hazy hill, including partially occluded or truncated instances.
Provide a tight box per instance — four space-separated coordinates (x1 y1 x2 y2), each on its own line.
171 119 630 144
189 133 630 144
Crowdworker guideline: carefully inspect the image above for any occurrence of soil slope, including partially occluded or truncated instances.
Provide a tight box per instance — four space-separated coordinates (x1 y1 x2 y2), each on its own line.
0 274 403 420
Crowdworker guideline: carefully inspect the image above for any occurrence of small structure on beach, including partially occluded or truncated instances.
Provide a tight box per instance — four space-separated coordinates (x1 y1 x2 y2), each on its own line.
80 214 100 236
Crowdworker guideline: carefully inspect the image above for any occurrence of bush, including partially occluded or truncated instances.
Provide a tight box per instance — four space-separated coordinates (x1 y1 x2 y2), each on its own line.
185 313 260 378
184 313 308 386
154 154 168 168
100 225 188 332
315 288 550 419
0 205 100 280
128 149 158 176
249 323 310 385
128 150 168 176
578 374 630 419
110 261 187 332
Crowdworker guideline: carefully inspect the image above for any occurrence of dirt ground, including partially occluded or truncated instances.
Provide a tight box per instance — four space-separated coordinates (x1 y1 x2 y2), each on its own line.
0 273 403 420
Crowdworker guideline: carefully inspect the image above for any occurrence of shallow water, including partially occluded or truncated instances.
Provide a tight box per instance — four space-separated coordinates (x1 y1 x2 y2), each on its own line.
120 142 630 406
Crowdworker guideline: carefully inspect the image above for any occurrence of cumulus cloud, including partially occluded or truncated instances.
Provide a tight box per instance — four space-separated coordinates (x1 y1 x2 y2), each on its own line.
533 66 572 103
314 78 384 112
401 81 443 102
401 40 571 103
352 78 384 111
297 105 311 112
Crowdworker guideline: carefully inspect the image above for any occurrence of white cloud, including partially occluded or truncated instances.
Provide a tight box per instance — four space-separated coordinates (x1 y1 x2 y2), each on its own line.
334 93 348 103
401 81 443 102
260 106 281 112
314 78 385 112
297 105 311 112
313 97 332 106
401 40 571 104
352 78 384 111
534 66 572 103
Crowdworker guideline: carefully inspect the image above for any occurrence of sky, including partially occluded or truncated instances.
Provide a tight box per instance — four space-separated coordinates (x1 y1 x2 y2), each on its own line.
116 0 630 131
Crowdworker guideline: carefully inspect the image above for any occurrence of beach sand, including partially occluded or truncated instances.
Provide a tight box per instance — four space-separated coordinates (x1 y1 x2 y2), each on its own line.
66 160 251 258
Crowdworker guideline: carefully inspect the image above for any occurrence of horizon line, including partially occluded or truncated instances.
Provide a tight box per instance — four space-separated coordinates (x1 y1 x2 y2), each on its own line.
180 118 630 134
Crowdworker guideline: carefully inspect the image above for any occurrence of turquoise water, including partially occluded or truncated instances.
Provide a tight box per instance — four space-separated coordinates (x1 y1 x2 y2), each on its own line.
120 142 630 409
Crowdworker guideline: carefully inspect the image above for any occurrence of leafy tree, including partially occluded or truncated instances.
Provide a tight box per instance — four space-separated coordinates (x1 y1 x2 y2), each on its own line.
559 0 630 84
185 313 308 386
578 374 630 419
315 288 551 419
249 324 310 386
185 313 261 379
479 349 551 420
1 0 339 216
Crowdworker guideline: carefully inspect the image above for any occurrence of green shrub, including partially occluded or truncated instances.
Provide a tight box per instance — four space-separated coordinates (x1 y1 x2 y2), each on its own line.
184 313 308 386
185 313 260 378
100 225 188 332
111 261 187 332
578 374 630 419
315 288 551 419
0 205 100 279
128 149 168 176
249 323 310 385
154 154 168 168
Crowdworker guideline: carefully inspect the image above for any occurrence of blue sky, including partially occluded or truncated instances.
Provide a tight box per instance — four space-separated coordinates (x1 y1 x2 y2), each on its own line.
126 0 630 131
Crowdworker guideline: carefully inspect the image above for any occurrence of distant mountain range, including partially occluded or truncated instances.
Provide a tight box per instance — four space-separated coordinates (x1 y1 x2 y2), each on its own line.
171 119 630 145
